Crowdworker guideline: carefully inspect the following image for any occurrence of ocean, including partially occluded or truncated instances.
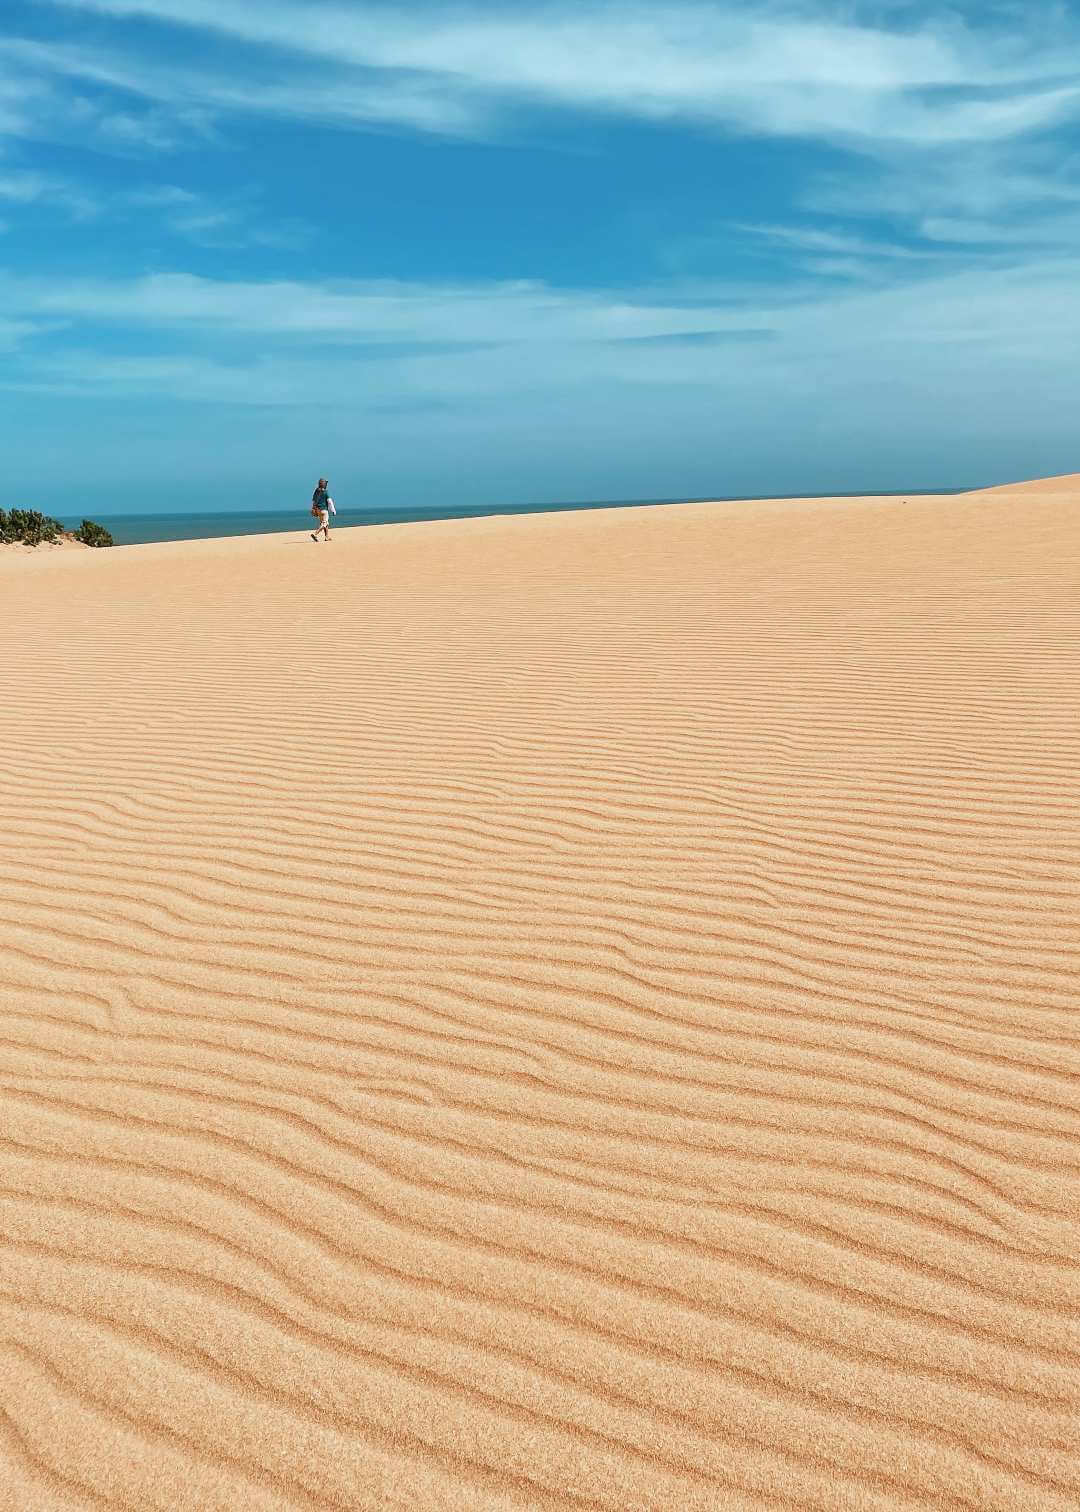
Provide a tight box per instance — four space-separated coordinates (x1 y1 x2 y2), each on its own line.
62 491 966 548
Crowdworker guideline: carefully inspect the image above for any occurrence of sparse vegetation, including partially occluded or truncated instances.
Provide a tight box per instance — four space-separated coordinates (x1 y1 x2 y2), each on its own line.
74 518 114 548
0 509 113 548
0 508 64 546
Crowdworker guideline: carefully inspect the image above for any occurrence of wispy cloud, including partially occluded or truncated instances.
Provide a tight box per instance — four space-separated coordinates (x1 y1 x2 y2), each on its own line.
6 0 1077 288
606 327 774 346
0 31 482 141
0 42 204 153
0 166 100 218
802 132 1080 261
16 0 1080 148
3 1 1078 285
0 154 307 248
11 269 782 345
6 251 1080 413
120 184 312 249
735 223 937 260
4 2 1080 507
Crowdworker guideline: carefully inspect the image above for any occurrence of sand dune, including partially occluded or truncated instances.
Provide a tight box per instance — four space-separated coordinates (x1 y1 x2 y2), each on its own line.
968 471 1080 497
0 537 89 555
1 488 1078 1510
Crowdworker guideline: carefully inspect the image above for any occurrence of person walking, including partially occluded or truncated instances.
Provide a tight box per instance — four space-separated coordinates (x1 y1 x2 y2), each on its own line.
310 478 336 542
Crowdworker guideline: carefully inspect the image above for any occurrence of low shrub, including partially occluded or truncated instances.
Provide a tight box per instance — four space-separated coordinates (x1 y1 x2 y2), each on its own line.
0 509 113 547
75 518 114 548
0 508 65 546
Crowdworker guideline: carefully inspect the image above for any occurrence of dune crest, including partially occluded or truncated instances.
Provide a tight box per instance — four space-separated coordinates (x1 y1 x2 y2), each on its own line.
1 490 1078 1510
968 471 1080 496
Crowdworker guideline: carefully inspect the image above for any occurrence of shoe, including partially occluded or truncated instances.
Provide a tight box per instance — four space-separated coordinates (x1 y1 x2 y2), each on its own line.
311 532 319 542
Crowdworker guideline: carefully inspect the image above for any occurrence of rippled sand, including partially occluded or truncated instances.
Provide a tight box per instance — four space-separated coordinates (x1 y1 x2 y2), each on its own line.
1 483 1078 1510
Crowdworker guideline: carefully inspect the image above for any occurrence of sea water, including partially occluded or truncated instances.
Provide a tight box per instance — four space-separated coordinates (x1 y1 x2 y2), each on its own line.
64 491 966 548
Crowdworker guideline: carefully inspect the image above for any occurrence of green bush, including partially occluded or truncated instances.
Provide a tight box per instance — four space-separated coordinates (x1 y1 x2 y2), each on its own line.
0 508 64 546
75 518 114 548
0 509 113 547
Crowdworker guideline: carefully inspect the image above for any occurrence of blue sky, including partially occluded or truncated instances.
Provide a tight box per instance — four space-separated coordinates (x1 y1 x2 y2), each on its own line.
3 0 1080 514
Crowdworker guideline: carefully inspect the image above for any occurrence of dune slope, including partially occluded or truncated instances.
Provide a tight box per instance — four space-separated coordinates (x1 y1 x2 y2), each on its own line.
0 491 1078 1510
968 471 1080 496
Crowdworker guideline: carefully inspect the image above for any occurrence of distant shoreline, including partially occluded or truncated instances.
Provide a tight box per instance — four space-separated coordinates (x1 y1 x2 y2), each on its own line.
56 487 973 547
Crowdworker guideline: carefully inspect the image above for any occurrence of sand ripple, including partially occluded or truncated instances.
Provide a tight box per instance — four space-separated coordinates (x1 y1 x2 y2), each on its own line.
1 490 1078 1509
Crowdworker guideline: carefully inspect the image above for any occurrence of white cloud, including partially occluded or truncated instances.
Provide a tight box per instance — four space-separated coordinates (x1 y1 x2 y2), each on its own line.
802 132 1080 258
0 150 306 247
0 315 44 349
17 0 1080 148
2 3 1078 506
0 167 100 218
735 223 935 259
7 249 1080 506
11 269 781 347
120 185 312 249
4 1 1078 277
6 251 1080 415
917 214 1080 246
0 32 482 141
0 170 58 203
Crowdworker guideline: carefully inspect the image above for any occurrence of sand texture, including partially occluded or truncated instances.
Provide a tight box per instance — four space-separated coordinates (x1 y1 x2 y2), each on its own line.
0 489 1078 1510
0 537 89 555
973 471 1080 497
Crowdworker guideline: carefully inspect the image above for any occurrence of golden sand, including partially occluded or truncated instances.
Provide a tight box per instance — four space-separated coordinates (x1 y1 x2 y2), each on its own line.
0 485 1077 1509
0 537 89 555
